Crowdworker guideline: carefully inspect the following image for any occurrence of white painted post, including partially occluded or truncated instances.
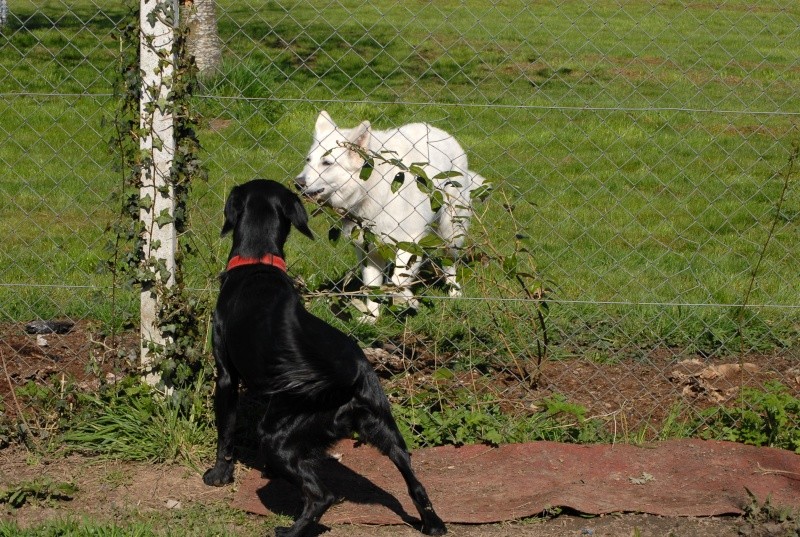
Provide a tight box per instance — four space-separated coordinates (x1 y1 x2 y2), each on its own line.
139 0 178 385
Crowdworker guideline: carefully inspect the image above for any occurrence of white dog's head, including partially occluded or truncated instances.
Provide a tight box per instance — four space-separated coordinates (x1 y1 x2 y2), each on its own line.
295 111 373 209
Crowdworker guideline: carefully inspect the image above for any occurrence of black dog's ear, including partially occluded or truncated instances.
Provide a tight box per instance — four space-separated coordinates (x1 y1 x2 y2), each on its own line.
221 185 243 236
286 191 314 240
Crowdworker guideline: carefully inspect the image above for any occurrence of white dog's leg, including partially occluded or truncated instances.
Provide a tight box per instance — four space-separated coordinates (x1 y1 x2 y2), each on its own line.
355 243 386 322
437 187 471 297
390 250 423 309
343 220 384 322
443 262 462 297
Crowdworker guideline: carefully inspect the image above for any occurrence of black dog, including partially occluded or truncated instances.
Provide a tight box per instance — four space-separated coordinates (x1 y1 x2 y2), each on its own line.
203 180 446 537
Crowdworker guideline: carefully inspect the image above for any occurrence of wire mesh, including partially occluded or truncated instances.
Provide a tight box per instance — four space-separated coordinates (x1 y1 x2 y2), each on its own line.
1 0 798 446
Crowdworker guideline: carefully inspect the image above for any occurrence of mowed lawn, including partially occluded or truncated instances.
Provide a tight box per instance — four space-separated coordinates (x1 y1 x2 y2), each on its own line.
1 0 798 357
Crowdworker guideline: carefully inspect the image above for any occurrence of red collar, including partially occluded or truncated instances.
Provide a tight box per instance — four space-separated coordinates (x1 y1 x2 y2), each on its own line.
226 254 287 273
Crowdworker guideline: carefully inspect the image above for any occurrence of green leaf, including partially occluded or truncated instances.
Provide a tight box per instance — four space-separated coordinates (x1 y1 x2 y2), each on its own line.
139 194 154 210
415 175 432 194
503 254 518 275
472 183 493 201
395 241 425 257
432 170 463 180
484 429 503 446
432 368 455 380
376 243 396 260
391 172 405 193
155 209 174 227
359 158 374 181
408 164 428 179
429 190 444 213
418 234 445 249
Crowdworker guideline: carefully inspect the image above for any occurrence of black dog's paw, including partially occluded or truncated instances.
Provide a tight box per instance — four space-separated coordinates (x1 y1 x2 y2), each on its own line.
274 520 324 537
260 466 277 479
202 463 235 486
274 526 301 537
422 518 447 536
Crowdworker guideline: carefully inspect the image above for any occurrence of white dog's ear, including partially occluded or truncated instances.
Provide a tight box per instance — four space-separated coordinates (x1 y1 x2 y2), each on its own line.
351 120 371 150
315 110 335 133
346 121 371 168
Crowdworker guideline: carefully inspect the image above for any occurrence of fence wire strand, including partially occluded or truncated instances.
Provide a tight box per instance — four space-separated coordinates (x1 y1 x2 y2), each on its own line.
1 0 799 446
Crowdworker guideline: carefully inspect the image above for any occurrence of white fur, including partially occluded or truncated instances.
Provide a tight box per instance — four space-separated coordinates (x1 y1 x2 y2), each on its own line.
296 111 486 320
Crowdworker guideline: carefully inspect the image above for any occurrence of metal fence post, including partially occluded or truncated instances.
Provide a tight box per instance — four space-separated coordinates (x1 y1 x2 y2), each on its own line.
139 0 178 385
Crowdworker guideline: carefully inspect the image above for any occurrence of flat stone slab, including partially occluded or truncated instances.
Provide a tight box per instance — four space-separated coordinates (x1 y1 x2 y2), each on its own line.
233 439 800 526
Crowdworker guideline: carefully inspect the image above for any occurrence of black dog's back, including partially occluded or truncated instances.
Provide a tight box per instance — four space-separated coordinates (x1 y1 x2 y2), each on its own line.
204 179 446 537
216 266 361 403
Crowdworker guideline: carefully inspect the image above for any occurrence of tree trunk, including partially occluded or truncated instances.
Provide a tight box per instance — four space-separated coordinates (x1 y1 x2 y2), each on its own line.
181 0 223 76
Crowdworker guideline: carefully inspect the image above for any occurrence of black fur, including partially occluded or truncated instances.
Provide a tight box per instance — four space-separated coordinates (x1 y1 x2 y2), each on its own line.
204 180 446 537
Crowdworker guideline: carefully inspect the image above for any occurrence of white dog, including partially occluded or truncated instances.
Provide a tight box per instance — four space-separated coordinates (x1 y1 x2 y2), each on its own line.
296 111 487 320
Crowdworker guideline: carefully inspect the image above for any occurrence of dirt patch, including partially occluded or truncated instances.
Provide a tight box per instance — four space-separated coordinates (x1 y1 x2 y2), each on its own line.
0 322 137 400
2 321 800 441
0 445 232 530
364 335 800 441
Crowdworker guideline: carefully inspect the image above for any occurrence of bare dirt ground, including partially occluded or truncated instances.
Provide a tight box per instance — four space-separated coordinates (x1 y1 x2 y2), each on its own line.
4 320 799 439
2 321 799 535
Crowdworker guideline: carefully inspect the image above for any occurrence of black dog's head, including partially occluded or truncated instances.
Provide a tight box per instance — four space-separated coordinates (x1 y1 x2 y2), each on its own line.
222 179 313 257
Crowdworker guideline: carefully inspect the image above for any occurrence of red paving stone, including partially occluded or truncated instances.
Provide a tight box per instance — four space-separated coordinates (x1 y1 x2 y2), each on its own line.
233 439 800 527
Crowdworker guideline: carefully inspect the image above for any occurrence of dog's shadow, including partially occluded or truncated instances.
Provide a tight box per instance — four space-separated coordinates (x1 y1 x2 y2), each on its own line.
255 458 419 529
233 394 422 534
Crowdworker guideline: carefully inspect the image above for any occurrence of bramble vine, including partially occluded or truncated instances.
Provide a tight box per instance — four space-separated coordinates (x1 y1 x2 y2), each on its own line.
309 142 549 387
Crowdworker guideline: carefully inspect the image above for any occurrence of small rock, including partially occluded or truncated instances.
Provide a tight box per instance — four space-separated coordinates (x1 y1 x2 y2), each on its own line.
761 522 786 536
165 499 181 509
629 472 655 485
36 335 49 347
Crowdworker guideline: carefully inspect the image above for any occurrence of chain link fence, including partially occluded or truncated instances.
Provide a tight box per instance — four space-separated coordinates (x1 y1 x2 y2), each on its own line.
1 1 799 446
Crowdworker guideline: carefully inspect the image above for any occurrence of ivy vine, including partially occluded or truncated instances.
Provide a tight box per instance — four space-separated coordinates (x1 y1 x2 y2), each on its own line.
107 1 209 398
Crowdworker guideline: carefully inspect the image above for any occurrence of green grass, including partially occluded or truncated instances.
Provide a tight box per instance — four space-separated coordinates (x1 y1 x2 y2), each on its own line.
3 8 799 530
0 503 279 536
61 379 215 468
1 2 798 378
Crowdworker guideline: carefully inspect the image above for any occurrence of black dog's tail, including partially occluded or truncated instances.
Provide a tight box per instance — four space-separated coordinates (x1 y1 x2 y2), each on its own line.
351 360 446 535
352 361 410 453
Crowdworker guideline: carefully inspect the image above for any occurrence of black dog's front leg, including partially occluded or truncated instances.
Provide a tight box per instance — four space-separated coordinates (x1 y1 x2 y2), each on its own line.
203 359 239 486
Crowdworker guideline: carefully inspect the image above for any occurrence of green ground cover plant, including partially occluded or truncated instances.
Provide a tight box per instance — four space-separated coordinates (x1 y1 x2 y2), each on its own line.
699 381 800 453
0 478 77 509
